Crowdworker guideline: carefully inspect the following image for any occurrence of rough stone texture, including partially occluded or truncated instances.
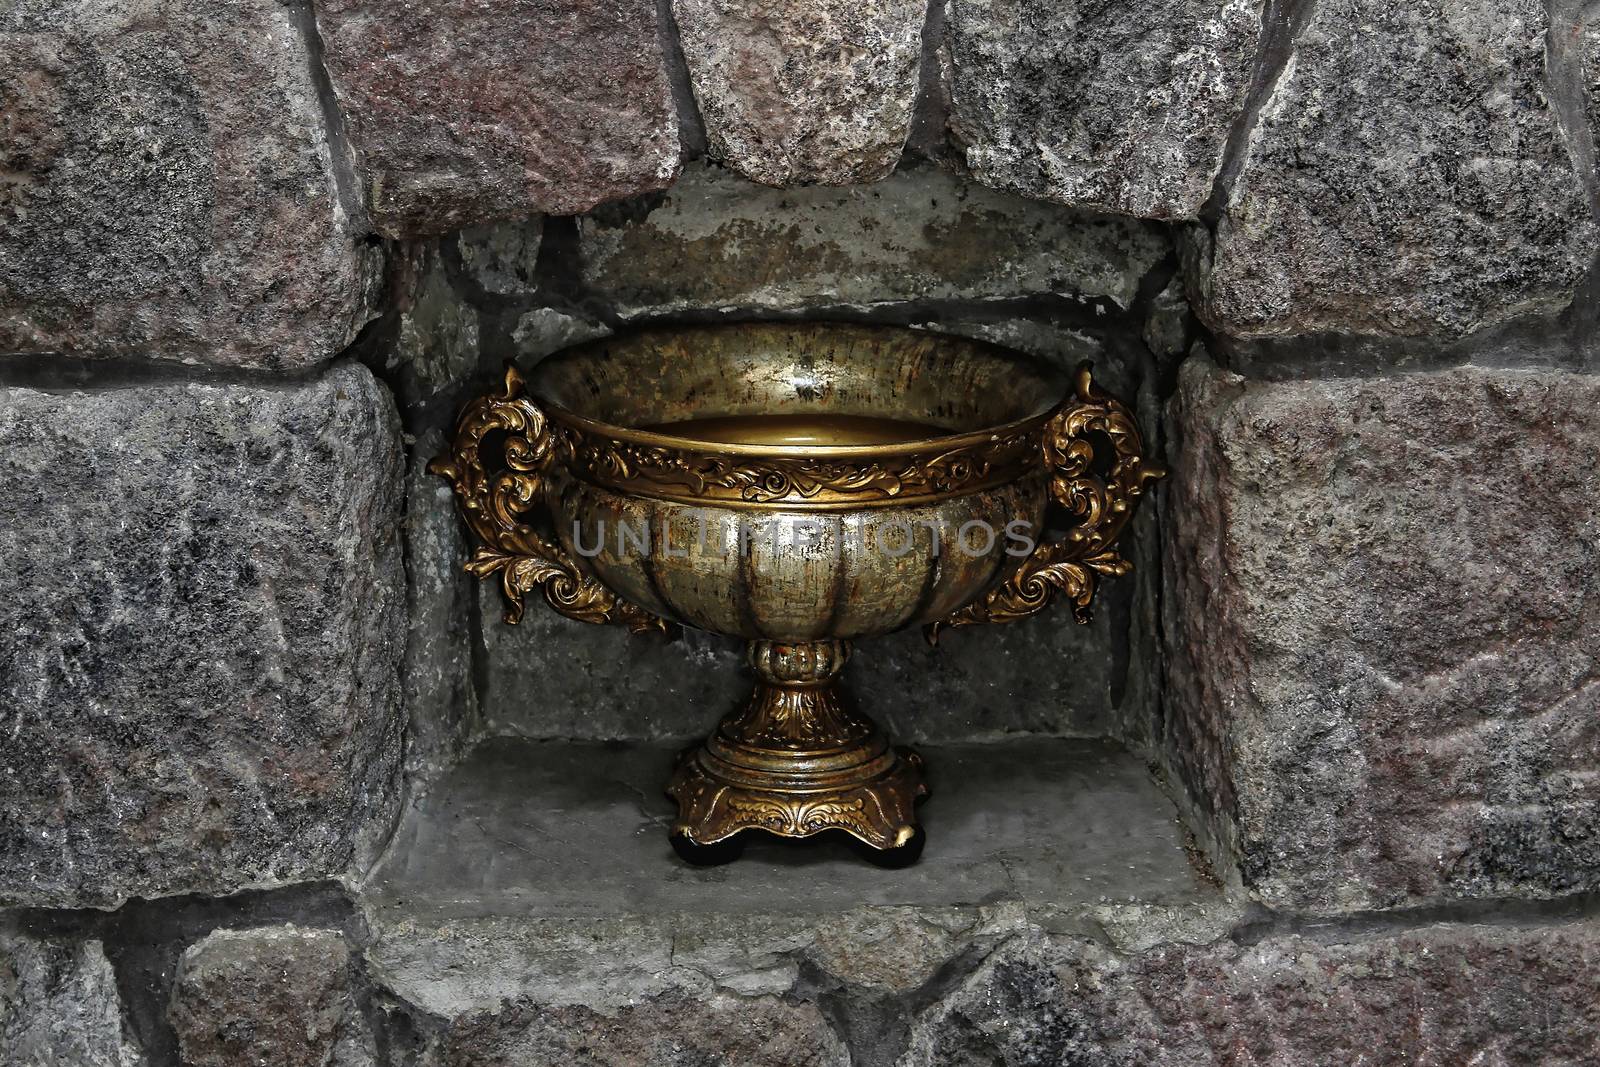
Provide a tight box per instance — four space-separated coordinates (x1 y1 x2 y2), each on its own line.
1547 0 1600 222
903 921 1600 1066
362 739 1212 923
1583 5 1600 312
0 0 379 370
383 246 482 782
1142 277 1192 360
674 0 928 186
0 364 405 908
913 318 1103 372
387 244 482 410
1164 359 1600 910
314 0 680 237
1197 0 1600 339
439 992 848 1067
0 931 143 1066
1590 9 1600 164
944 0 1264 220
365 902 1053 1025
510 308 612 362
361 737 1219 1062
456 220 543 297
481 608 746 740
580 161 1168 318
479 579 1140 742
171 925 373 1067
858 602 1134 743
402 429 479 781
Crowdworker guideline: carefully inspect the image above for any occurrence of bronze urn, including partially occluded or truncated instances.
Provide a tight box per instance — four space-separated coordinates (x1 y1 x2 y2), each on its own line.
432 322 1161 864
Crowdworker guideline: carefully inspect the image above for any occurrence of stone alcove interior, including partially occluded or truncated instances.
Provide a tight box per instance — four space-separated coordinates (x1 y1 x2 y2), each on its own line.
352 159 1220 1016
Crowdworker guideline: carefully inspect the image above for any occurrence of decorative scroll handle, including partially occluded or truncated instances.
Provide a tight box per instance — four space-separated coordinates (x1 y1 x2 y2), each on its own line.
429 365 671 635
926 366 1166 643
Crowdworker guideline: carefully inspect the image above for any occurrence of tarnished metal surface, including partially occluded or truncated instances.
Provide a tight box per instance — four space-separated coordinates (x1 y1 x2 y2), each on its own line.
434 323 1159 860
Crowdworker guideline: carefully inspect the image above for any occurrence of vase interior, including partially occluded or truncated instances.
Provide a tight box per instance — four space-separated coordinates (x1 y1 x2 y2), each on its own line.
527 322 1069 448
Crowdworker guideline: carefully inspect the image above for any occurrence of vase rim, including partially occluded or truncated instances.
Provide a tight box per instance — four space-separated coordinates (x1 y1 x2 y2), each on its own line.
526 321 1072 461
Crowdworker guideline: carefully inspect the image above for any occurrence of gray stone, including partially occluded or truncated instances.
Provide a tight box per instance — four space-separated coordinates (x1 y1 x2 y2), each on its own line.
480 605 747 740
1590 10 1600 169
0 0 379 370
902 929 1128 1066
944 0 1264 220
1142 277 1192 360
364 902 1021 1022
510 308 613 362
0 931 143 1066
1197 0 1600 339
1070 900 1244 957
388 244 482 409
802 907 1012 993
402 429 479 782
910 319 1102 372
314 0 680 237
579 161 1168 318
366 915 690 1017
360 738 1215 1059
386 248 483 782
1548 0 1600 219
439 992 848 1067
457 220 544 297
674 0 928 185
478 594 1139 744
0 364 405 908
171 925 373 1067
904 920 1600 1065
362 739 1213 922
1164 358 1600 910
858 609 1132 744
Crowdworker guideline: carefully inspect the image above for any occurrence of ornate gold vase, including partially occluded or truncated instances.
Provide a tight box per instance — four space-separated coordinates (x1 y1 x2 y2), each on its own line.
432 323 1162 864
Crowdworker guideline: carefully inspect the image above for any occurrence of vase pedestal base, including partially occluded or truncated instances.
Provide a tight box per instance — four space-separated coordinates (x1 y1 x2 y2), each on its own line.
665 640 929 862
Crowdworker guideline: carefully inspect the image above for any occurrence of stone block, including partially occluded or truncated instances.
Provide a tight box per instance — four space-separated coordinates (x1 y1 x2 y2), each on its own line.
579 161 1167 318
456 220 544 297
170 925 373 1067
674 0 928 185
480 605 746 740
402 430 479 780
904 920 1600 1065
478 576 1140 743
1142 277 1192 360
438 992 848 1067
384 248 482 783
944 0 1264 220
912 318 1103 371
0 0 379 370
361 739 1212 921
360 737 1218 1062
0 931 143 1066
1590 12 1600 154
0 364 405 908
1164 359 1600 909
314 0 680 236
509 308 612 362
387 244 482 411
1197 0 1599 339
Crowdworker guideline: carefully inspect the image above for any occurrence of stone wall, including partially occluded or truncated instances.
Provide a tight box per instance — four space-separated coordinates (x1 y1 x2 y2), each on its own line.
1 0 1597 1063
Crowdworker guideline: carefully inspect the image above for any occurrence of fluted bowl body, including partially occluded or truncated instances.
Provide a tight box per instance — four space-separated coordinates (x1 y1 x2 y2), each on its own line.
527 323 1070 643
